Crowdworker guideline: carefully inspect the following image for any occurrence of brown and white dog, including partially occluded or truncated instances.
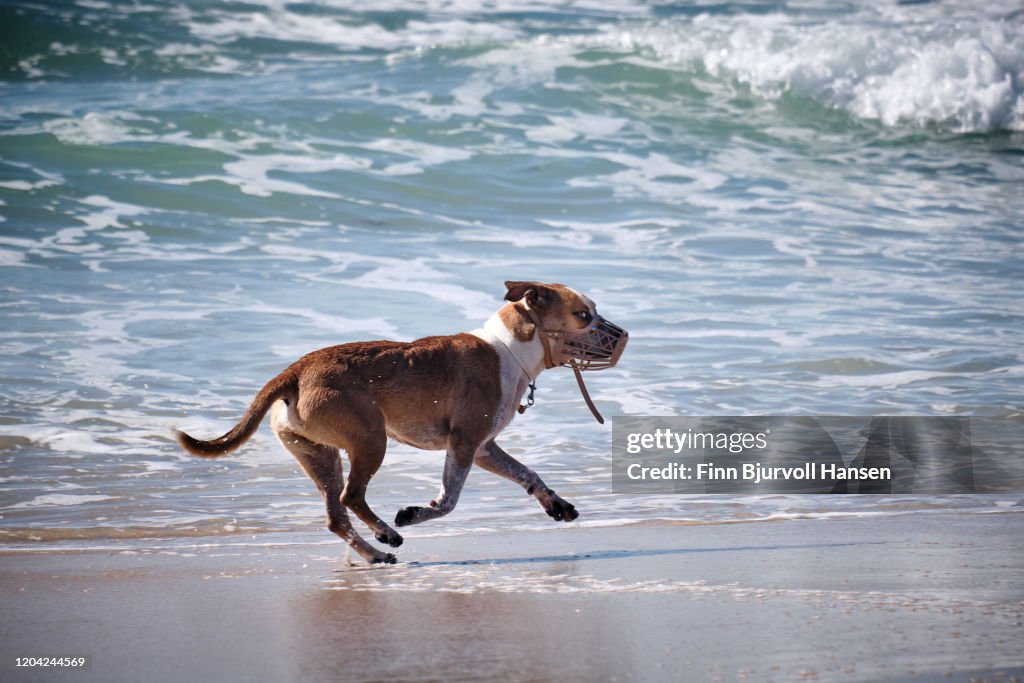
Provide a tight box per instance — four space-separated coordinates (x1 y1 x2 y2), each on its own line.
175 280 626 564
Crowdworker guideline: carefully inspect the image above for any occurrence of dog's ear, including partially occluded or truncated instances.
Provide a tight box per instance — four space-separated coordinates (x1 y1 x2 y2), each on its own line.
504 280 536 302
504 280 550 306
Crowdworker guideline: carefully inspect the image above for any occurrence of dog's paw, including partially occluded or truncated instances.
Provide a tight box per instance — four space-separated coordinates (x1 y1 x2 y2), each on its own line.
375 529 404 548
544 496 579 522
394 506 422 527
370 552 397 565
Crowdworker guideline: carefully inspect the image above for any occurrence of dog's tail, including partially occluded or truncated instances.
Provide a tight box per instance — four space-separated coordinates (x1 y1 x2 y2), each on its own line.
175 371 296 458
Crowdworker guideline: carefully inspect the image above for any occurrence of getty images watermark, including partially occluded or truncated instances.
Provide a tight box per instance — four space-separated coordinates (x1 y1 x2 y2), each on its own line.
612 417 1024 494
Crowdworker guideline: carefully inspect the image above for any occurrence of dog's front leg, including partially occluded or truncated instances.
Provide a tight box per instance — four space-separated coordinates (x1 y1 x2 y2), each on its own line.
474 440 578 522
394 447 473 527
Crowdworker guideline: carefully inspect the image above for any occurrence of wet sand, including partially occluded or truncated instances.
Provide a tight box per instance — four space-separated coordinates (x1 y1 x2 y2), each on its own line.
2 512 1022 682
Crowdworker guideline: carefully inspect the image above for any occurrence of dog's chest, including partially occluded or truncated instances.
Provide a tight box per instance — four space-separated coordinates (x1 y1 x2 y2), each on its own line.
488 353 529 436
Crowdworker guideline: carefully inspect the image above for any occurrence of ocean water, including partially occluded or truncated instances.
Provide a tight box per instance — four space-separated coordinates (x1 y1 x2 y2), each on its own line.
1 0 1023 553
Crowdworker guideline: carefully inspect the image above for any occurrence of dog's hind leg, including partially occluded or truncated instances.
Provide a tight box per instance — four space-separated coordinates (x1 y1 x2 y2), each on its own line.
474 440 578 522
295 386 404 551
338 430 404 549
270 401 395 564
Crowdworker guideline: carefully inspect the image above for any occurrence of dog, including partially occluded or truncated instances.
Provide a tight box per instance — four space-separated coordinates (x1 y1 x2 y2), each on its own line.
175 280 627 564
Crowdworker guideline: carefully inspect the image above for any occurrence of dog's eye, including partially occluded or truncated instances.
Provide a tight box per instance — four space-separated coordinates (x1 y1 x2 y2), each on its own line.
575 311 593 324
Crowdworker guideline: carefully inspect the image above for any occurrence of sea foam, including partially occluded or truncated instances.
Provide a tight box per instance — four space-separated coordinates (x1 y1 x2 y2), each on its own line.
610 5 1024 132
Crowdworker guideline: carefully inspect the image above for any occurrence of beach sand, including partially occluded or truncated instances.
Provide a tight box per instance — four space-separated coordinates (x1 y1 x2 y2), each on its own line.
2 511 1021 682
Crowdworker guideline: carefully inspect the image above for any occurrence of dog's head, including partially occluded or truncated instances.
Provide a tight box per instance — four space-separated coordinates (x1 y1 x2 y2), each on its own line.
503 280 627 371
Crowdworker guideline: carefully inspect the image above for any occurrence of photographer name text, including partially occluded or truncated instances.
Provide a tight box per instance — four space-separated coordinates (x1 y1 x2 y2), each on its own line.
625 462 890 483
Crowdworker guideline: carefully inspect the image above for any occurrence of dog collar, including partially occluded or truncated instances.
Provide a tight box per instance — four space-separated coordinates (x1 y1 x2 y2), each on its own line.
490 335 539 414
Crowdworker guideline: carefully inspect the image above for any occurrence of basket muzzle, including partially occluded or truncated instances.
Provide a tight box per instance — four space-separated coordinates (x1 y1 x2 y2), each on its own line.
545 316 628 371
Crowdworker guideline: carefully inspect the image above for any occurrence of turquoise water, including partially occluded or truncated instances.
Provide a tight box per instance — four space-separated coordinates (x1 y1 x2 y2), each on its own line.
1 1 1022 548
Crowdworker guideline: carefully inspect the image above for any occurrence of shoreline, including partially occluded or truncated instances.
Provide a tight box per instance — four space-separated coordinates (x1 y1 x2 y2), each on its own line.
2 512 1022 682
2 502 1018 553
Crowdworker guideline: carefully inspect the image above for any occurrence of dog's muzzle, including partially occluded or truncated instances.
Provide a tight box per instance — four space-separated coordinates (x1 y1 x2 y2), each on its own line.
545 317 628 371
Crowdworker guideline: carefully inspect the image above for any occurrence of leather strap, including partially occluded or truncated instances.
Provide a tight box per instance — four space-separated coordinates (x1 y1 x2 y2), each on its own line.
570 360 604 424
523 304 558 369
